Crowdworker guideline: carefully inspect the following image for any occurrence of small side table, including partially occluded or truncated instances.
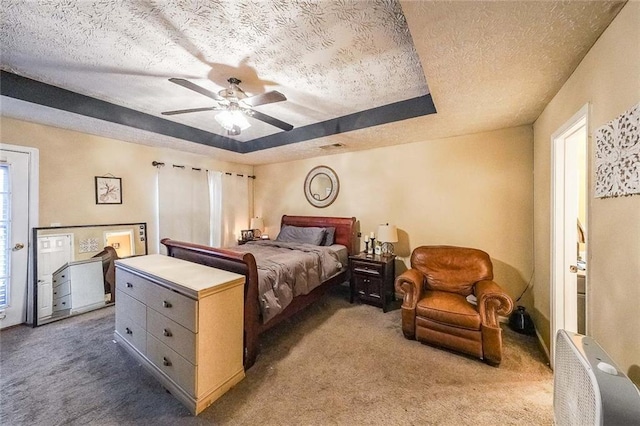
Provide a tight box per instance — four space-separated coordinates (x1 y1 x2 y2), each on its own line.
349 253 395 312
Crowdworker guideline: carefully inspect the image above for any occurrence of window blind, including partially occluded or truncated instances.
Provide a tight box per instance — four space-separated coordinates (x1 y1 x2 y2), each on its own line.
0 164 11 308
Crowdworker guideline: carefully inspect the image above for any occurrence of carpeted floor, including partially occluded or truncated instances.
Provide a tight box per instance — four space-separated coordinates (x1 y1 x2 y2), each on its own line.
0 285 553 425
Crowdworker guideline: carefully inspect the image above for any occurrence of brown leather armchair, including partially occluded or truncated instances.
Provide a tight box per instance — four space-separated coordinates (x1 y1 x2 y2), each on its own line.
394 246 513 366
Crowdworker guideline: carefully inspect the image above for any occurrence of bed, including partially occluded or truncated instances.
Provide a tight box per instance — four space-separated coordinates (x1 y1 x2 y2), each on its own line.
161 215 357 368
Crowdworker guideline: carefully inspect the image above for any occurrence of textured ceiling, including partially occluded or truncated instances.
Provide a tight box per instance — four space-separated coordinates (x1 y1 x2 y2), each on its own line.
0 0 626 165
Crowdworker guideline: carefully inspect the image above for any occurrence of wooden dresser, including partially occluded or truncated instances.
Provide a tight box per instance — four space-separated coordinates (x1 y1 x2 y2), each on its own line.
114 254 245 415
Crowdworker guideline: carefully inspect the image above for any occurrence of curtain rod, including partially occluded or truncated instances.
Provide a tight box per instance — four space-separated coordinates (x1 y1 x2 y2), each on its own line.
151 161 255 179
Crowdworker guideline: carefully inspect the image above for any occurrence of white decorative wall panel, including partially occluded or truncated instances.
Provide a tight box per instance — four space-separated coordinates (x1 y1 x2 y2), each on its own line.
595 102 640 198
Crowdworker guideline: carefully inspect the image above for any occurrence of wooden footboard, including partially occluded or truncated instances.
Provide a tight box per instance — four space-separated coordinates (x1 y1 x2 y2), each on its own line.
161 215 357 369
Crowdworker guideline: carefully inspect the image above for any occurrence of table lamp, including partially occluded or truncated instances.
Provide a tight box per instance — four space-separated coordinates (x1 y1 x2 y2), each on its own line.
250 217 264 238
377 224 398 256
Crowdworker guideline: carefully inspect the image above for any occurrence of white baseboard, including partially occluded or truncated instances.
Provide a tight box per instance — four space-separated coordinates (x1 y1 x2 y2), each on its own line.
536 328 551 367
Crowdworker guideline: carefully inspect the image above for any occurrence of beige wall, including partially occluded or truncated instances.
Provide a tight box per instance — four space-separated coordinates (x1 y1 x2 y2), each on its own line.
533 3 639 382
255 125 534 308
1 117 253 254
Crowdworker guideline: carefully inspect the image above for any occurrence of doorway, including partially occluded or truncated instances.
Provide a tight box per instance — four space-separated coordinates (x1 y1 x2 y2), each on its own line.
0 145 39 329
550 104 589 365
104 230 135 258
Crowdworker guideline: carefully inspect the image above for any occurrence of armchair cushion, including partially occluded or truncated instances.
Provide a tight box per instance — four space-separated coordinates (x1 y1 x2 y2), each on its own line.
416 291 481 330
411 246 493 296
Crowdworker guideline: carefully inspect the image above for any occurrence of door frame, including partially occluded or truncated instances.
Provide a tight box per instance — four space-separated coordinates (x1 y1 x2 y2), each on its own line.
1 144 39 325
550 103 589 366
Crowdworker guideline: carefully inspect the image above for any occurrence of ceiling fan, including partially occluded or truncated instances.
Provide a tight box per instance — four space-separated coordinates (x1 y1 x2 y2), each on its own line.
162 77 293 136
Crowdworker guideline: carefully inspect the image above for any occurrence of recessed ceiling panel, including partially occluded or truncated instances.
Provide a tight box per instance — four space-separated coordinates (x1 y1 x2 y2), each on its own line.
0 0 432 147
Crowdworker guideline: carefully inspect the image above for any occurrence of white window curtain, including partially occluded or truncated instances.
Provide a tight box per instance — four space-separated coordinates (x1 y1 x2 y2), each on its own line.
208 171 223 247
158 166 211 253
220 173 251 247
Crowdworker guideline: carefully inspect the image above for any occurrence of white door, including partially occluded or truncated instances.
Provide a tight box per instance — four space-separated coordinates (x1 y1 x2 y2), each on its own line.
0 149 30 328
36 234 73 320
550 104 589 366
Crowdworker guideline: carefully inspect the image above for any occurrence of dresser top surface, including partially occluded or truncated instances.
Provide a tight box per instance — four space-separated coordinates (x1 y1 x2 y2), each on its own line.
52 257 102 275
116 254 244 298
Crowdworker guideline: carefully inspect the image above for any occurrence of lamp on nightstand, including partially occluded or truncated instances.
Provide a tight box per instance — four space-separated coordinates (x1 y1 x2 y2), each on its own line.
377 223 398 256
250 217 264 238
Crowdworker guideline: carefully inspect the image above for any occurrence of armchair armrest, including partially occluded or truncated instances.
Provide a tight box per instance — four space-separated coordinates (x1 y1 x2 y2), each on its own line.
394 268 425 310
474 280 514 328
394 269 426 340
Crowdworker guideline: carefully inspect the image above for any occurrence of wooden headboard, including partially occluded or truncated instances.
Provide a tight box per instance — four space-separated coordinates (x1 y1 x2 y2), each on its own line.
280 215 357 255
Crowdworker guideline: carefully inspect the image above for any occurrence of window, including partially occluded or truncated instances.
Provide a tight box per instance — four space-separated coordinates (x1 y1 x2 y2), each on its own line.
0 164 10 308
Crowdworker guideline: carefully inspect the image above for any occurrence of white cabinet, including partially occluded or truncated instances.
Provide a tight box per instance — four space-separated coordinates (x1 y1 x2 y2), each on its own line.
114 254 245 415
51 258 104 315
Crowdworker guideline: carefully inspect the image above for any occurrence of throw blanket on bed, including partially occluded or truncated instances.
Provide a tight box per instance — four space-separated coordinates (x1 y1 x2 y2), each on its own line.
232 240 344 323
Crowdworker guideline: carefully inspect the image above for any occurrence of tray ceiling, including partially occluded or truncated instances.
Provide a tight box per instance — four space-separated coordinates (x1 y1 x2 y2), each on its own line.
0 0 626 165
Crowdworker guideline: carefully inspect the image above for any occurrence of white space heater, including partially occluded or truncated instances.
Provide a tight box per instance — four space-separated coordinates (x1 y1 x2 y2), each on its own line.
553 329 640 425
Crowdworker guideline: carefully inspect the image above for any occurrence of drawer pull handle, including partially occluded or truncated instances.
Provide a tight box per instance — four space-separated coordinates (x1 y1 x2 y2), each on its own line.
163 357 172 367
126 282 133 288
125 327 132 335
163 329 172 337
163 301 172 308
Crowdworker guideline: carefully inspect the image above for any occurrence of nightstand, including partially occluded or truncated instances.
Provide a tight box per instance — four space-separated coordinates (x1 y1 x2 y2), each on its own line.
349 253 395 312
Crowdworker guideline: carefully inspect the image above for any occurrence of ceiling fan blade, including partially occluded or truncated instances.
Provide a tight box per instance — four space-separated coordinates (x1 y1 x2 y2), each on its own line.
249 110 294 131
243 91 287 107
168 78 223 101
161 107 218 116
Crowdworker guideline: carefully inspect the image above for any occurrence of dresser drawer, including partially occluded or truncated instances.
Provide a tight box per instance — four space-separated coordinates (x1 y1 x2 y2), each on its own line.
116 268 151 302
116 315 146 355
146 286 198 333
52 294 71 311
52 269 69 286
352 260 383 276
52 280 71 298
116 289 146 329
147 334 196 397
147 308 196 364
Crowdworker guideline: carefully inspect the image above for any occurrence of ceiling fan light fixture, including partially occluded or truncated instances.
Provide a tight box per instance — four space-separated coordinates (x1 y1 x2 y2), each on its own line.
215 109 250 134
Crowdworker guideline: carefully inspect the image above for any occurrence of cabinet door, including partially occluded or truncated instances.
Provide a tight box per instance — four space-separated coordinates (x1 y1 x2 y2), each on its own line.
354 275 381 300
354 275 368 297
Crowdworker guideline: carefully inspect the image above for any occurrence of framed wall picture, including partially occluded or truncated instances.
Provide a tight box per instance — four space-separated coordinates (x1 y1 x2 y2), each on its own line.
241 229 254 241
95 176 122 204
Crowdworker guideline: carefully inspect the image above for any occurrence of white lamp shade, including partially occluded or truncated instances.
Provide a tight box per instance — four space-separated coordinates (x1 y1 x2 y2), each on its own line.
250 217 264 231
377 224 398 243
